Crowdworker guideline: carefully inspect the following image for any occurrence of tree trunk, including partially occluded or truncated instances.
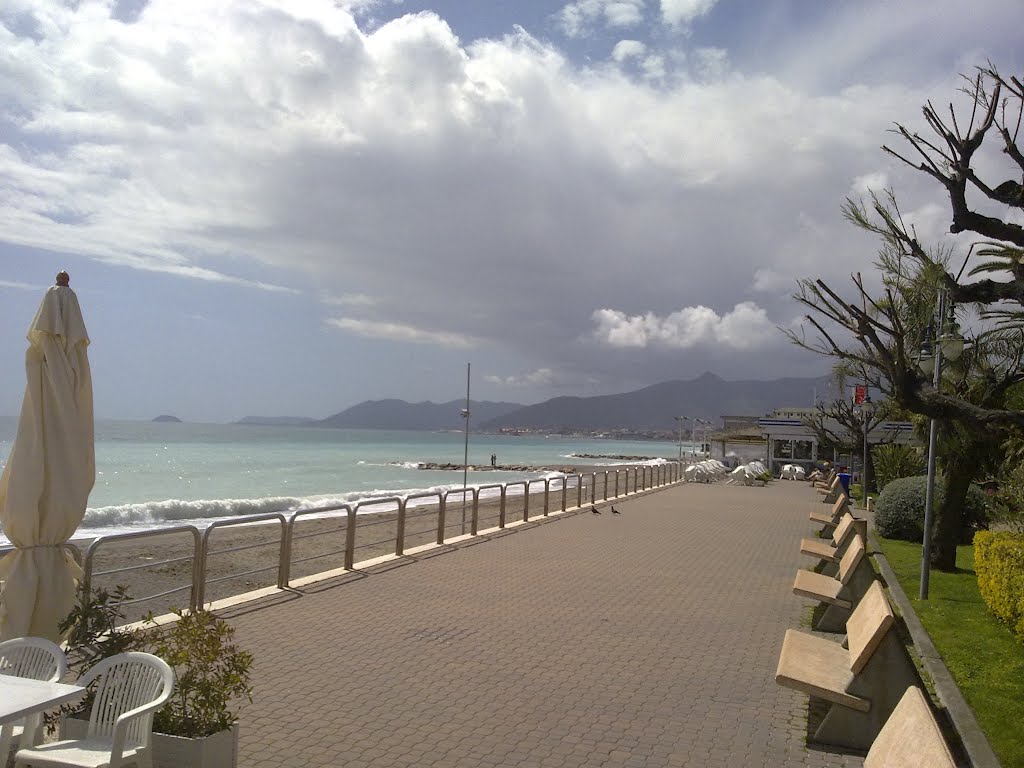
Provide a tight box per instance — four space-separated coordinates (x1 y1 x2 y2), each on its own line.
931 448 981 571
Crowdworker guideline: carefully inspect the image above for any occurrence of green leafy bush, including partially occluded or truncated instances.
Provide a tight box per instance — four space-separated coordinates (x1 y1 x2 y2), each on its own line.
987 464 1024 532
974 531 1024 644
871 443 924 491
148 609 254 738
874 474 988 543
56 586 253 738
50 586 147 732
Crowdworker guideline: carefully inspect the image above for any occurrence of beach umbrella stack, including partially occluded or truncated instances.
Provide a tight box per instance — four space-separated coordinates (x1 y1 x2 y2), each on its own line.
0 271 94 641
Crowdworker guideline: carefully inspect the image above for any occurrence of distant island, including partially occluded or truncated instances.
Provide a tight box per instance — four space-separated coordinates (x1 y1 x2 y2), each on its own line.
152 414 182 423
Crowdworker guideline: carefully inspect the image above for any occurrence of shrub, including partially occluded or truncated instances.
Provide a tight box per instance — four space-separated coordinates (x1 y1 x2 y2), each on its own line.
55 586 253 738
871 443 924 491
975 531 1024 644
987 463 1024 532
874 474 988 543
147 609 254 738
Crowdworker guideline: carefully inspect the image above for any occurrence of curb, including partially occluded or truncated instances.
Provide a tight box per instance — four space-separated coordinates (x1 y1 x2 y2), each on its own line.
870 538 1002 768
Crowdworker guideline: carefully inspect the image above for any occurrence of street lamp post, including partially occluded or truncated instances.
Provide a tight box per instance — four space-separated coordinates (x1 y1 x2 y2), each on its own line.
460 363 471 536
674 416 689 462
695 418 711 458
861 396 871 507
918 289 964 600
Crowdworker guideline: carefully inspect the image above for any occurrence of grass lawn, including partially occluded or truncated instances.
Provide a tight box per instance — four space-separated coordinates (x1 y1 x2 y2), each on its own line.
876 537 1024 768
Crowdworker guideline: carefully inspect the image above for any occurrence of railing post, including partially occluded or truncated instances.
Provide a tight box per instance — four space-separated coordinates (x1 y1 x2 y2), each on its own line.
396 497 407 556
577 474 583 508
561 478 567 511
198 528 211 608
279 517 291 589
471 488 479 535
523 481 531 522
437 495 447 544
345 506 358 569
543 479 550 516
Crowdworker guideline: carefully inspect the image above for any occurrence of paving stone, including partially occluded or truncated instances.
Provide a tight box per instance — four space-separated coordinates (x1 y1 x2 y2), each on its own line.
223 482 867 767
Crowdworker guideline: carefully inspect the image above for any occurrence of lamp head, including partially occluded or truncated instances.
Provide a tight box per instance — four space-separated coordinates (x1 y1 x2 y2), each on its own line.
939 313 964 361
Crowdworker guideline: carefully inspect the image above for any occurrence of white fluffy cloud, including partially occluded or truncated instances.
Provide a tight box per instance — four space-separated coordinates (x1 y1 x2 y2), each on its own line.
612 39 646 62
557 0 645 37
590 302 775 350
326 318 477 348
660 0 719 27
1 0 1018 405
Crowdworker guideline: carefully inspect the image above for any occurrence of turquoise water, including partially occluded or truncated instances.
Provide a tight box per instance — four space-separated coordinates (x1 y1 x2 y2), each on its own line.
0 417 683 539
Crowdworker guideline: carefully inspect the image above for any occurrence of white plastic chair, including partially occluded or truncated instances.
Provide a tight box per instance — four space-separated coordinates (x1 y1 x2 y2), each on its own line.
0 637 69 757
14 652 174 768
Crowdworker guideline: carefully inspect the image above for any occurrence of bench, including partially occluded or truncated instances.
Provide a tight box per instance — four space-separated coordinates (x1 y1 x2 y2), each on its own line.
863 686 957 767
816 474 839 494
813 469 836 488
775 580 920 750
809 495 851 534
793 536 877 632
800 512 867 576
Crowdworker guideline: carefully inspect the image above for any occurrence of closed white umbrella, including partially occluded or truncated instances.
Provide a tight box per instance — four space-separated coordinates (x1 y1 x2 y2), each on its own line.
0 271 94 641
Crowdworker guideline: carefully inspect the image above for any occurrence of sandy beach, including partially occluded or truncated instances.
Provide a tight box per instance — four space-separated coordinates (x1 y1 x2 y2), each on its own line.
76 474 614 624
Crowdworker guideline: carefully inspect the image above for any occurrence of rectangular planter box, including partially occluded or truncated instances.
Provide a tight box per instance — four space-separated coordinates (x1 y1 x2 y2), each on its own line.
63 718 239 768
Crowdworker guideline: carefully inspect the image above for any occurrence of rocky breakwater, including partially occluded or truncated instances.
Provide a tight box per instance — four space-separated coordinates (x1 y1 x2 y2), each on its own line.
572 453 664 461
416 462 579 473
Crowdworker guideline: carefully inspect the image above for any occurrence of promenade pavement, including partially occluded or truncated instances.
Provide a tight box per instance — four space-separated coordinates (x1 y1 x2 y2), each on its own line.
222 479 867 768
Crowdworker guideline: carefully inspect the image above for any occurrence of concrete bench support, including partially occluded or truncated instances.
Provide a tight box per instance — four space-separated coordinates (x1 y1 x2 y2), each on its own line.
863 686 957 767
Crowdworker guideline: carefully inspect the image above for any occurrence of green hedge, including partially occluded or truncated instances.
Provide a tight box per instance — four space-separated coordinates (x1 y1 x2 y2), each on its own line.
873 474 987 543
975 531 1024 644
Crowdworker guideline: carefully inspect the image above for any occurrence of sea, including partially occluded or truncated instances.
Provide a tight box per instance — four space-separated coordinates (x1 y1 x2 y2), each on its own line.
0 417 687 544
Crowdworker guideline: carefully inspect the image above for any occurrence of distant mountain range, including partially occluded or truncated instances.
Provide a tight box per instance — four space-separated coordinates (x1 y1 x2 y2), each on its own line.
235 372 831 432
317 398 523 430
480 372 830 431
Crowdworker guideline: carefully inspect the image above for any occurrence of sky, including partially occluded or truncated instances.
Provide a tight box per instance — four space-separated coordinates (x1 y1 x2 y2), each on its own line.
2 0 1022 423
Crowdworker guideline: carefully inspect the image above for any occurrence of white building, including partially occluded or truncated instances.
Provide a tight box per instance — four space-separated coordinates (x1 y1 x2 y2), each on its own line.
758 409 916 475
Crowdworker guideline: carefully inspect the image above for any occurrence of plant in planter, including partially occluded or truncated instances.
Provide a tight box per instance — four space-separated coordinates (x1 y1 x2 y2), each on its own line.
147 608 254 739
55 585 253 768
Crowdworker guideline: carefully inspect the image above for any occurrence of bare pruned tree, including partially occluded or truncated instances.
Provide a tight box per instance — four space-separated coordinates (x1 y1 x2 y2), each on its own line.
789 66 1024 431
787 65 1024 569
801 396 896 494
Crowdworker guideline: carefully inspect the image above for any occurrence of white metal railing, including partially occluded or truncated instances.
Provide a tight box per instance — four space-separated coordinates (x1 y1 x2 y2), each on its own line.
0 462 686 620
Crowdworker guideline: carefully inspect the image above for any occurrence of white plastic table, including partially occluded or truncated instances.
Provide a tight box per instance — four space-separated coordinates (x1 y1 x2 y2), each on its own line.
1 675 85 756
1 675 85 726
